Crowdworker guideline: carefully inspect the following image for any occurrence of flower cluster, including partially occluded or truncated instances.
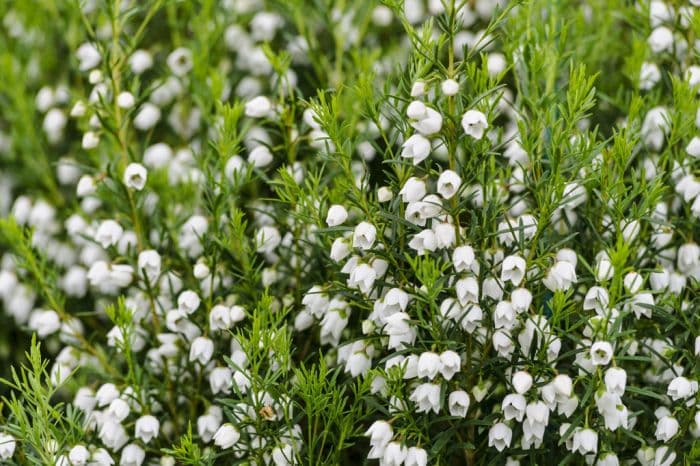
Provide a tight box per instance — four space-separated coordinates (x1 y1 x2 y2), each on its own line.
0 0 699 465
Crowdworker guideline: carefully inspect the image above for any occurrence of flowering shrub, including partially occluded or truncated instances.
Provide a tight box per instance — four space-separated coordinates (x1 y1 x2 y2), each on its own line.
0 0 699 465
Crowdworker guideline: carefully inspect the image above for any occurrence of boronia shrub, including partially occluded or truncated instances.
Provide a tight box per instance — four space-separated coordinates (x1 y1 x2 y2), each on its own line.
0 0 699 464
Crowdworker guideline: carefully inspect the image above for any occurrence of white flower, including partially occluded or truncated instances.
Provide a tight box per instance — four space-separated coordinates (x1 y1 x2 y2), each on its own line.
511 288 532 313
439 350 461 380
641 106 670 151
655 416 679 442
647 26 674 54
209 305 233 331
116 91 135 109
345 350 371 377
410 107 443 135
353 222 377 250
543 260 577 291
687 136 700 157
590 341 614 366
178 290 201 314
512 370 533 394
320 308 349 346
409 382 441 414
405 447 428 466
441 79 459 96
494 301 516 330
400 177 427 203
348 263 377 294
82 131 99 149
77 175 97 197
407 101 428 120
677 242 700 275
256 226 281 253
623 272 643 294
435 223 457 251
326 205 348 227
245 96 273 118
639 62 661 90
229 306 246 324
167 47 193 76
448 390 470 417
410 81 427 97
625 292 654 319
455 276 479 306
120 443 145 466
365 420 393 448
28 309 61 338
377 186 393 202
271 443 295 466
583 286 609 314
461 110 488 140
417 351 441 379
597 452 619 466
501 255 526 286
488 423 512 451
595 259 614 283
0 433 15 460
133 103 161 130
107 398 130 422
99 420 128 451
68 445 89 466
330 237 351 262
189 336 214 365
135 415 160 443
667 376 698 401
76 42 101 71
124 163 148 190
453 245 477 273
502 393 526 422
604 367 627 396
654 446 676 466
248 145 274 168
553 374 573 398
129 49 153 74
572 428 597 455
95 220 124 248
213 423 240 449
383 442 408 466
197 411 222 443
437 170 461 199
493 329 515 358
401 134 431 164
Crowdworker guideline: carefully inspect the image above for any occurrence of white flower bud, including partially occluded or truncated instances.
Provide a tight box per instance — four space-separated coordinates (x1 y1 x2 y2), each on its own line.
117 92 135 110
441 78 459 96
326 205 348 227
245 96 273 118
213 423 240 449
512 370 533 394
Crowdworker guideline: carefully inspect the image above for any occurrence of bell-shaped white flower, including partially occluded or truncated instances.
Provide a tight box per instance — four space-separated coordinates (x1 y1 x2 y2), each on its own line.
437 170 461 199
501 255 526 286
409 382 441 414
448 390 470 417
488 423 512 452
590 341 614 366
401 134 431 164
213 423 240 449
461 110 488 140
353 222 376 250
